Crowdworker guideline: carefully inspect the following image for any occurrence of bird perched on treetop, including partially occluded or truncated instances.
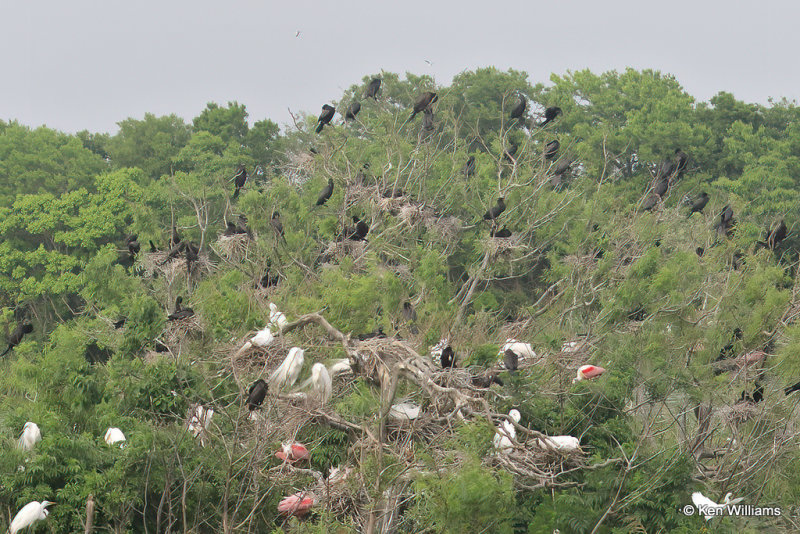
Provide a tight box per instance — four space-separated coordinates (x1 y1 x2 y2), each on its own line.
539 106 562 127
345 101 361 121
167 296 194 321
509 95 527 121
246 379 268 411
365 78 381 99
232 164 247 199
316 104 335 133
316 178 334 206
688 192 709 217
409 91 438 120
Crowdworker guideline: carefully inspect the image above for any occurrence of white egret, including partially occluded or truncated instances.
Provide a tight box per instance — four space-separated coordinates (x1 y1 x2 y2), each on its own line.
691 491 744 521
268 347 304 391
268 303 288 331
300 363 332 404
234 325 274 356
493 409 521 452
8 500 52 534
187 404 213 445
328 358 352 378
389 402 421 421
17 422 41 452
535 435 581 452
499 339 536 360
104 427 126 447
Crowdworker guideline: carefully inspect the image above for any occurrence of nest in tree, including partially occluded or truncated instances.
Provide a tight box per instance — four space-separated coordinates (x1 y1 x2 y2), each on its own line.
496 321 534 342
321 239 368 266
163 315 205 349
140 252 214 283
353 337 433 386
562 252 599 270
346 183 380 204
227 337 294 375
486 442 586 489
378 195 407 212
722 401 761 424
213 234 254 261
398 204 429 226
282 152 315 185
385 411 451 444
487 234 524 257
424 215 463 244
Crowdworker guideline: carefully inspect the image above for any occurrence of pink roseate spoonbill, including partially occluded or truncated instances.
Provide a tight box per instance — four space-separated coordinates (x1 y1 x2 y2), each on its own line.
573 365 606 383
277 492 315 517
275 441 310 463
8 500 53 533
493 409 521 452
17 422 41 451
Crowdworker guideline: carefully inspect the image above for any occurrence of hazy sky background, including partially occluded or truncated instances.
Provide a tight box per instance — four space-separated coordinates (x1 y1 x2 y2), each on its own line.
1 0 796 134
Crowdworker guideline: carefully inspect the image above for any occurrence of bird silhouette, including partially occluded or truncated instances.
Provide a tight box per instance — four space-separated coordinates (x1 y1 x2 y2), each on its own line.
316 178 334 206
539 106 562 127
409 91 437 120
345 101 361 121
463 156 476 177
509 95 527 121
544 140 560 160
365 78 381 99
483 198 506 221
232 164 247 199
1 322 33 357
688 192 709 217
316 104 335 133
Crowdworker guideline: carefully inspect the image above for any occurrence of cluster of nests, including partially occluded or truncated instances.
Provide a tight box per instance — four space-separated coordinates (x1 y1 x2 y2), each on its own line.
138 250 214 283
214 233 255 261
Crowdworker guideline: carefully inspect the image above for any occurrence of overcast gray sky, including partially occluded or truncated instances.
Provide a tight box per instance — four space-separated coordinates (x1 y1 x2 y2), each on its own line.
1 0 796 134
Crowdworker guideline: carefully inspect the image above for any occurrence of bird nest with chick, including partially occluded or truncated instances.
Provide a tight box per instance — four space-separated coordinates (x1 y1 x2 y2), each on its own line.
486 443 589 490
486 233 525 257
140 251 215 283
162 315 205 349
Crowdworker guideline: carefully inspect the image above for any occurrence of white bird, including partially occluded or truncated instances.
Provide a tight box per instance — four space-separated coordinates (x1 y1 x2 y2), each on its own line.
8 500 52 534
17 422 41 452
299 363 332 404
187 404 214 445
534 435 581 452
389 402 421 421
104 427 126 447
268 303 288 332
493 409 521 452
691 491 744 521
234 325 275 356
328 358 352 378
269 347 304 391
499 339 537 360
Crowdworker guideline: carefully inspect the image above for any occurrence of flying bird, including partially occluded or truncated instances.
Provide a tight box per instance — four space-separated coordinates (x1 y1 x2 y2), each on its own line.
316 104 335 133
345 101 361 121
104 427 126 447
316 178 334 206
688 192 709 217
493 409 521 452
365 78 381 100
232 164 247 199
8 501 53 534
573 364 606 383
483 197 506 221
17 422 41 452
409 91 438 121
268 347 304 391
246 379 268 411
1 322 34 357
539 106 562 127
691 492 743 521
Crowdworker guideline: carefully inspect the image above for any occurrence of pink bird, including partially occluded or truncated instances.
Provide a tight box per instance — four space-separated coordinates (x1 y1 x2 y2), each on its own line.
277 492 315 517
573 364 606 383
275 441 310 463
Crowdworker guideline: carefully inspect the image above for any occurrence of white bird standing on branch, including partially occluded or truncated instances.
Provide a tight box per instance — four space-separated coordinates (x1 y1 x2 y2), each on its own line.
269 347 304 391
187 404 214 444
300 363 332 403
493 409 521 452
268 303 288 332
691 491 744 521
17 422 41 452
234 325 275 356
8 500 53 534
104 427 126 447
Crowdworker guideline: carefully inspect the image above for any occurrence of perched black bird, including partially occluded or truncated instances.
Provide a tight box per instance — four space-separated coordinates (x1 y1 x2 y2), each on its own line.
491 226 512 238
696 247 705 257
113 318 127 329
674 148 688 172
552 158 571 176
544 140 560 160
509 95 527 121
127 235 140 256
503 348 518 372
271 212 285 241
223 221 239 236
716 205 736 237
161 240 185 264
365 78 382 99
357 327 386 341
409 91 438 120
168 296 195 321
441 345 455 368
483 198 506 221
259 267 280 288
236 215 250 236
170 226 181 248
642 194 659 211
345 101 361 121
740 382 764 404
472 371 504 388
652 178 669 197
688 192 709 217
84 341 112 365
0 322 33 357
232 164 247 199
758 220 788 250
503 143 518 163
539 106 562 127
351 215 370 241
184 242 199 274
316 178 334 206
149 240 158 252
785 380 800 395
247 379 268 411
715 328 743 362
402 301 416 323
154 339 169 353
422 108 435 132
316 104 336 133
463 156 476 177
